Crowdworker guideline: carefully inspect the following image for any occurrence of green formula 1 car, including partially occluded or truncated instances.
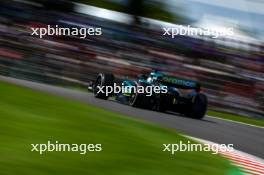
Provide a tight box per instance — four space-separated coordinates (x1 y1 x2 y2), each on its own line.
91 70 208 119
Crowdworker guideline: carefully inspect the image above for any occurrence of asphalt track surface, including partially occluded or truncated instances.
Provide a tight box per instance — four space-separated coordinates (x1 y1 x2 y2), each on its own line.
1 76 263 159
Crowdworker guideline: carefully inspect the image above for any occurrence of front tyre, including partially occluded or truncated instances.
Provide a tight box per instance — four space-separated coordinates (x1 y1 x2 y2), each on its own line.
93 73 114 100
129 83 149 108
185 93 208 119
129 89 145 107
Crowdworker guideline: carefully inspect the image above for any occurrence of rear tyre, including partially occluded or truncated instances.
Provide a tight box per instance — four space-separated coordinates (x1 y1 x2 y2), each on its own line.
185 93 207 119
93 73 114 100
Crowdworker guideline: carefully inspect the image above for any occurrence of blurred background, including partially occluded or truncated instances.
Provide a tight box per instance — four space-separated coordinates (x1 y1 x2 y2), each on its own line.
0 0 263 119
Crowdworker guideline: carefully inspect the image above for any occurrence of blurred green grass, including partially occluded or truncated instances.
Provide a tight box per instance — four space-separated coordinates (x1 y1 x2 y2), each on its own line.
0 81 240 175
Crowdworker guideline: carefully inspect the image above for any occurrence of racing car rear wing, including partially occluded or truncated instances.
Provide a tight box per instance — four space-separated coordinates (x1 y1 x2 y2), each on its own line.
158 76 201 91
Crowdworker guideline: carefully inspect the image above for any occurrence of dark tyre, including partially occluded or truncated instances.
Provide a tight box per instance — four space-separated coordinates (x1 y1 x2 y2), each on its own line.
129 84 149 108
93 73 114 100
186 93 208 119
129 89 144 107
